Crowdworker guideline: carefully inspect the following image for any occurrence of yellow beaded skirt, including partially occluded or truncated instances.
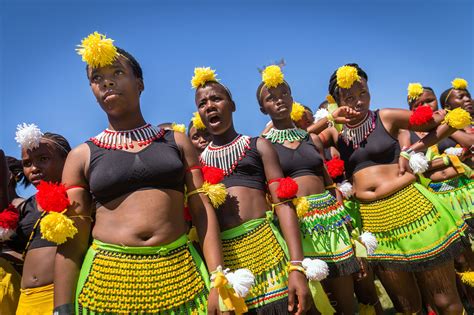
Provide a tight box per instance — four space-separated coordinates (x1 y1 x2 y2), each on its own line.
220 214 289 311
75 234 210 314
357 183 466 271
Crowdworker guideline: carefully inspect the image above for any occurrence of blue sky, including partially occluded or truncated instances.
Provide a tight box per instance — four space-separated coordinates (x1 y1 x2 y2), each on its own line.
1 0 472 196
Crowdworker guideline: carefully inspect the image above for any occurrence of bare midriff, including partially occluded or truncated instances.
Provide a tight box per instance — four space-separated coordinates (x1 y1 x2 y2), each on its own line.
22 247 56 289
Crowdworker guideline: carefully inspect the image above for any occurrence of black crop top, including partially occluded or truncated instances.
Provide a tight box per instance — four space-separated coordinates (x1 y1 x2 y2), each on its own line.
272 136 324 178
410 131 458 154
338 110 400 178
7 196 56 253
219 137 267 191
87 130 185 205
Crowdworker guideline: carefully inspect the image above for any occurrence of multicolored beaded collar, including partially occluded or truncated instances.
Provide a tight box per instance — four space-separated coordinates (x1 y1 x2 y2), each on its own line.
262 127 308 144
90 124 164 150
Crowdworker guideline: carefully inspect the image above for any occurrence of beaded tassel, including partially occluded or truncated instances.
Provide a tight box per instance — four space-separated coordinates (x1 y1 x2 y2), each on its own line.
262 128 308 144
200 135 251 175
341 111 376 149
90 123 165 150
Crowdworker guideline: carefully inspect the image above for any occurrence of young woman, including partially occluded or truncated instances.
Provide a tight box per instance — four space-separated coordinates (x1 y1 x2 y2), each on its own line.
188 112 212 155
2 126 71 315
192 67 311 314
319 63 469 314
53 33 224 315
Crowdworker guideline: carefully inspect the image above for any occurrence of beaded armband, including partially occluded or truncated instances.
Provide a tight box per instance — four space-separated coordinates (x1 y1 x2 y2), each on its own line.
287 263 306 275
325 183 336 190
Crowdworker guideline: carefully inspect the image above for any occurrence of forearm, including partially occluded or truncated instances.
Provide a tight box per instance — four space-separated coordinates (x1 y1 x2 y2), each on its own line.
274 204 304 261
410 124 456 153
427 157 449 172
307 118 330 135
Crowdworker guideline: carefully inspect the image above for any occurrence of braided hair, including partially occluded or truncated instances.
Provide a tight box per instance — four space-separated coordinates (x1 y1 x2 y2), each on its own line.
328 63 368 103
42 132 72 159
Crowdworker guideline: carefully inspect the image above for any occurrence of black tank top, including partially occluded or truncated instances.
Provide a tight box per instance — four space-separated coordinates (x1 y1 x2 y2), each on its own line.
338 110 400 178
410 131 458 154
7 196 56 253
87 130 185 205
219 137 267 191
271 136 324 178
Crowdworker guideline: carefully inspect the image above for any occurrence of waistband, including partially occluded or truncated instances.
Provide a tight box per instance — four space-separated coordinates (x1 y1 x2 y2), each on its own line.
220 215 270 240
20 283 54 295
91 234 188 256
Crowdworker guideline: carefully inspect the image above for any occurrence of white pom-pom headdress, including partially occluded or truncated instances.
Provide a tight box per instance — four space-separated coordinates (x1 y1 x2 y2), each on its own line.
15 123 43 150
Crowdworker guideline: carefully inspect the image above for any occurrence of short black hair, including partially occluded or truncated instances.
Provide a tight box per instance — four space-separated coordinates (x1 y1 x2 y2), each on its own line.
328 63 368 103
42 132 71 159
86 47 143 81
6 156 30 188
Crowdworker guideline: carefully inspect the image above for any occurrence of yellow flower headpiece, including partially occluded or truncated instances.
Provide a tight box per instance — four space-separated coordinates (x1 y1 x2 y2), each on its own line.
326 94 336 104
192 112 206 130
407 83 424 102
452 78 468 90
171 123 186 133
291 102 305 122
262 65 284 88
76 32 118 68
191 67 218 89
336 65 360 89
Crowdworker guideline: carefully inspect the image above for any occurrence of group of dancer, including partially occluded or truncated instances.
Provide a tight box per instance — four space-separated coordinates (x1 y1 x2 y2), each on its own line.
0 31 472 315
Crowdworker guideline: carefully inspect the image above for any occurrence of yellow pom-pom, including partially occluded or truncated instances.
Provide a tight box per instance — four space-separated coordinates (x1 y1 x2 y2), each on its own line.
458 271 474 287
171 123 186 133
326 94 336 104
336 65 360 89
292 197 310 218
40 212 78 245
358 303 376 315
192 112 206 130
407 83 424 101
291 102 305 122
452 78 468 90
188 226 199 243
191 67 218 89
202 182 227 208
76 32 118 68
262 65 284 88
443 108 472 129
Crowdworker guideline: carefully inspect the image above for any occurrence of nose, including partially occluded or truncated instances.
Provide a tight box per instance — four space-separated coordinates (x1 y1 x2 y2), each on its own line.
205 100 217 113
102 79 115 88
31 163 41 173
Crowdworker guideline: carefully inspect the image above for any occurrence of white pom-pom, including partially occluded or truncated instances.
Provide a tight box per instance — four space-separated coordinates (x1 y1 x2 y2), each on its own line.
226 268 255 298
409 152 429 174
0 228 14 242
301 258 329 281
359 232 378 255
444 147 463 156
313 108 329 123
15 123 43 150
337 180 353 199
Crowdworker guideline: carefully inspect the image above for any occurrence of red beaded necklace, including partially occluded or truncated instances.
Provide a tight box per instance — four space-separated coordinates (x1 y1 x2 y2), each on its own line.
90 123 164 150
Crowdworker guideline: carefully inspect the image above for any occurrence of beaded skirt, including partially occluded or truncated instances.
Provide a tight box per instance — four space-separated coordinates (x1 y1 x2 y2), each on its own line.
428 175 474 228
358 183 466 271
220 214 289 311
75 235 210 314
297 191 359 277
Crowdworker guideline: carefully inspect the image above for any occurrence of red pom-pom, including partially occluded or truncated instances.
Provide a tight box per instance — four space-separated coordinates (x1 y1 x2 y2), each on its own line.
325 157 345 179
183 206 192 222
275 177 298 199
0 204 19 230
202 166 224 184
409 105 433 127
36 181 70 213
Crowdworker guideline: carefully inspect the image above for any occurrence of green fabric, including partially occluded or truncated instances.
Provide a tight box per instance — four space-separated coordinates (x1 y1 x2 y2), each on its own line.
75 235 209 315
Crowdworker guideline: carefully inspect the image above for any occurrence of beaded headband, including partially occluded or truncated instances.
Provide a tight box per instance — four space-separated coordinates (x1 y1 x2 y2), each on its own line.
445 78 469 105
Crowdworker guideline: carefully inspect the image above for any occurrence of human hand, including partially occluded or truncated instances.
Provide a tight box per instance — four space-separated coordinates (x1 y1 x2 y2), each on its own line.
288 270 311 314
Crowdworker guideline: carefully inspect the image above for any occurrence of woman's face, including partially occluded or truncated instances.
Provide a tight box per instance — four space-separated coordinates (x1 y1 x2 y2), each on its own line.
259 84 293 121
295 109 315 129
21 140 66 187
338 78 371 124
195 83 235 136
412 90 438 112
88 56 144 117
446 89 472 113
189 126 212 154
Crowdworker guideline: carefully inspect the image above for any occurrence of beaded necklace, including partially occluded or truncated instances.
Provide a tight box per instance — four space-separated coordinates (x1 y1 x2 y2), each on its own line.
200 134 251 175
262 127 308 144
90 123 164 150
341 111 376 149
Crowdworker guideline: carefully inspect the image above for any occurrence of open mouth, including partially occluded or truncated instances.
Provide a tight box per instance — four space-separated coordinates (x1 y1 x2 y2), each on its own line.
208 114 221 126
31 176 44 185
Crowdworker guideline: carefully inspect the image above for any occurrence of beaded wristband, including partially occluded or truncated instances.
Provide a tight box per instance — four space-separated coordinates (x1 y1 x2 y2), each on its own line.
442 156 450 166
325 183 337 190
287 263 306 275
400 151 411 160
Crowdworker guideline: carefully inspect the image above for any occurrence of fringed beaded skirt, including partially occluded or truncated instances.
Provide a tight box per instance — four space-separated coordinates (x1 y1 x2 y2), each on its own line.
220 213 289 312
75 234 210 315
296 191 359 277
358 183 467 271
427 175 474 228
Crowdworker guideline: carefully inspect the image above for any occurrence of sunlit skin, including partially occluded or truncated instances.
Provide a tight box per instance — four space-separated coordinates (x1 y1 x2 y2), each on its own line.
294 109 315 130
410 90 439 112
196 82 311 314
188 126 211 155
20 140 66 289
54 56 224 312
445 89 473 114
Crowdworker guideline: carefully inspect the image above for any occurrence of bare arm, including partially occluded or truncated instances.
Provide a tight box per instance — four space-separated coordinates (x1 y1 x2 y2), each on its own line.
0 150 8 210
54 144 93 308
449 130 474 148
380 108 446 133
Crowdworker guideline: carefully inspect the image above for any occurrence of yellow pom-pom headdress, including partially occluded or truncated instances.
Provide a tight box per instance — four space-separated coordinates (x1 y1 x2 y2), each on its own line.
291 102 306 122
407 83 424 102
191 67 218 89
452 78 468 90
261 65 284 88
336 65 360 89
192 112 206 130
76 32 118 68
